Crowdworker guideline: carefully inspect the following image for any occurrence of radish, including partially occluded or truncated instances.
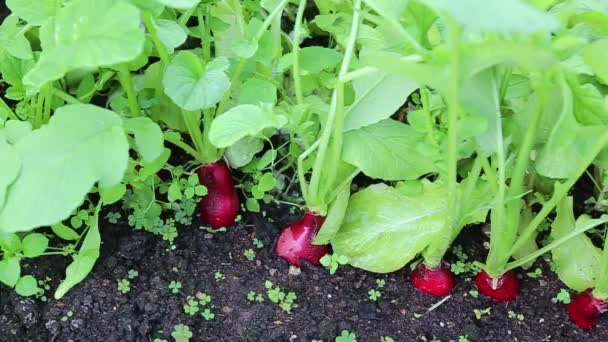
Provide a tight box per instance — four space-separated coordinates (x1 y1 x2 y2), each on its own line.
197 161 239 228
475 270 520 301
567 289 608 330
411 261 455 296
275 210 330 266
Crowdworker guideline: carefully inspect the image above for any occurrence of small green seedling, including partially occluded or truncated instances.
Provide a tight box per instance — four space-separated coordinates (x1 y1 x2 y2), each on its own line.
376 279 386 288
169 280 182 294
253 238 264 249
265 280 297 313
127 269 139 279
335 330 357 342
368 289 381 301
320 253 349 274
247 291 265 303
201 308 215 321
474 307 492 320
526 268 543 279
117 279 131 294
61 310 74 322
171 324 193 342
555 289 571 304
468 290 479 298
214 272 225 282
244 248 256 261
508 310 525 321
381 337 395 342
458 336 470 342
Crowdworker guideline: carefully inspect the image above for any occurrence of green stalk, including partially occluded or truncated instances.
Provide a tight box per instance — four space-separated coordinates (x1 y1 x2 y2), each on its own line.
487 76 546 275
423 24 462 269
33 85 48 128
217 0 289 115
143 12 171 66
506 216 608 272
420 86 438 145
116 63 141 117
178 6 198 26
307 0 361 210
0 96 18 120
593 231 608 299
297 140 320 206
197 6 212 61
43 84 53 124
292 0 307 105
163 133 201 161
51 88 82 104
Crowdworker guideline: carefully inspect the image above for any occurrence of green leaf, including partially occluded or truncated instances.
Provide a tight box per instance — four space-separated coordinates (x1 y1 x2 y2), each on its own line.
7 0 55 25
343 119 438 181
21 233 48 257
209 104 287 148
154 19 188 54
124 117 164 162
551 198 601 292
168 182 183 202
313 186 351 245
140 148 171 178
99 183 127 205
154 0 201 10
332 181 448 272
417 0 560 35
343 71 418 131
0 257 20 287
459 69 500 155
583 39 608 85
299 47 342 74
0 104 128 233
0 120 32 144
51 223 80 241
0 15 33 60
0 138 20 211
15 275 39 296
246 198 260 212
238 78 277 105
163 52 231 111
362 0 409 22
0 233 21 254
55 204 101 299
23 0 145 88
536 79 604 179
257 173 276 192
209 0 247 58
570 80 608 125
225 137 264 168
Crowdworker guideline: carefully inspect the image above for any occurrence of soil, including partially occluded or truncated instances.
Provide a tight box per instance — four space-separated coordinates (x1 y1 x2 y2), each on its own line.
1 203 607 342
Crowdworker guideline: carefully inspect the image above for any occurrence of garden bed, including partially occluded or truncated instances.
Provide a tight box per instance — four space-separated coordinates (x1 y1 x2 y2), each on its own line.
1 206 606 342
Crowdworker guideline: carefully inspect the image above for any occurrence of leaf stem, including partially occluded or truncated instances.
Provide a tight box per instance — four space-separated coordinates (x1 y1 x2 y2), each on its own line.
307 0 361 210
0 97 18 120
423 22 461 269
50 88 82 104
593 230 608 299
142 12 171 66
116 64 141 117
292 0 307 105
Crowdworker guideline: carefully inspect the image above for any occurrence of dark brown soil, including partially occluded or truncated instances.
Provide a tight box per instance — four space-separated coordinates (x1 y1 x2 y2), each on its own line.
1 204 607 342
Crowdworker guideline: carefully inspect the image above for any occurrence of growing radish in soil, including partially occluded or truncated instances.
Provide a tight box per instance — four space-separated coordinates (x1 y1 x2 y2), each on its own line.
567 289 608 330
475 270 520 302
197 161 239 228
275 210 330 266
411 261 455 296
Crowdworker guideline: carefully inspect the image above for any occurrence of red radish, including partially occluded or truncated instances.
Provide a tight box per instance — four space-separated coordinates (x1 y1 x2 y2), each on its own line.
567 289 608 330
275 210 330 266
197 161 239 228
411 261 455 296
475 270 520 301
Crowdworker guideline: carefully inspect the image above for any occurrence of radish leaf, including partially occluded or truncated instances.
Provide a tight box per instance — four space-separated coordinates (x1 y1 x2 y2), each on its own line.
55 204 101 299
343 119 438 181
343 71 418 131
163 52 231 111
0 257 20 287
24 0 145 88
209 104 287 148
6 0 55 25
551 198 602 292
0 105 128 233
332 181 448 273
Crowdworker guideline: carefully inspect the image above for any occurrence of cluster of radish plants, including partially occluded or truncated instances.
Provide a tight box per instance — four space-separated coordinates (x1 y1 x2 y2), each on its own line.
1 0 608 332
